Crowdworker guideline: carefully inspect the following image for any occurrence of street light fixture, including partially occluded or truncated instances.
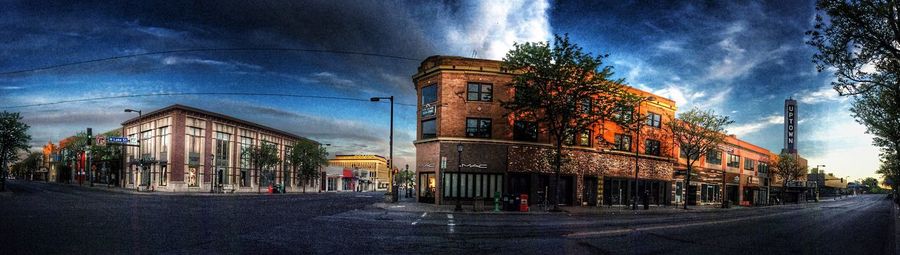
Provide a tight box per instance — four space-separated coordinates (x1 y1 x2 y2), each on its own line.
370 96 396 202
815 164 825 201
455 144 463 212
124 109 142 191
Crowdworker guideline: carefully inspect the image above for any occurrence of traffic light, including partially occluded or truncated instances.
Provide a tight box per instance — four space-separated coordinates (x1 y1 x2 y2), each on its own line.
86 128 93 146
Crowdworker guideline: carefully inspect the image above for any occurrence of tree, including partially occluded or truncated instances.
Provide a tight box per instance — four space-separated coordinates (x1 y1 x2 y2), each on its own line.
876 148 899 195
0 111 31 191
665 107 732 209
242 142 281 193
501 34 627 210
773 152 804 202
808 0 900 189
612 94 662 209
289 140 328 193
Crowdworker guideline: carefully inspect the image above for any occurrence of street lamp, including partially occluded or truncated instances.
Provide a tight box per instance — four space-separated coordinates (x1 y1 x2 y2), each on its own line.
210 153 216 193
455 144 463 212
370 96 396 202
124 109 142 191
319 143 331 193
815 164 825 201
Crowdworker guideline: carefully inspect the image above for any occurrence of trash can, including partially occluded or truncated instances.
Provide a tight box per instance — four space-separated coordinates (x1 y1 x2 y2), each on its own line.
519 194 529 212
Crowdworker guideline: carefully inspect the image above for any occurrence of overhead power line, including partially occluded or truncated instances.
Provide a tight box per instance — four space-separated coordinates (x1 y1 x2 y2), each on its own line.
0 48 424 76
0 92 416 109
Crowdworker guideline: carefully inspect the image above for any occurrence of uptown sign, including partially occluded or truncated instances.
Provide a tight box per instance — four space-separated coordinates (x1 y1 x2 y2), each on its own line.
784 99 797 153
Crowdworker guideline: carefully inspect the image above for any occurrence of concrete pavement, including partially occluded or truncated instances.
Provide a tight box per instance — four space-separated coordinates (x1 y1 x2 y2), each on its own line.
1 180 893 254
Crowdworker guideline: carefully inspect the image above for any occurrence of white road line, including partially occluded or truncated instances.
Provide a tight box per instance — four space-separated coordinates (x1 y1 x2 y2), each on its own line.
421 212 428 218
447 214 454 219
566 209 802 238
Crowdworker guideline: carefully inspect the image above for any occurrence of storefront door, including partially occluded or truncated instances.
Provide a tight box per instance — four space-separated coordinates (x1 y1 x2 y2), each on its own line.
583 177 598 206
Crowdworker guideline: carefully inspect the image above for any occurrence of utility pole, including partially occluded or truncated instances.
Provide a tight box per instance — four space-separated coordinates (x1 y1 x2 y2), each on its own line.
87 128 93 187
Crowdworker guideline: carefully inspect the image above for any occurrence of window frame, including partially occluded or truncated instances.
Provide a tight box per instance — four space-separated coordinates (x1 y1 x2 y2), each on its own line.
727 154 741 168
614 134 632 151
421 119 437 139
513 120 538 142
578 130 591 147
646 112 662 128
465 118 492 138
706 150 722 164
421 84 437 105
644 139 661 156
466 83 493 102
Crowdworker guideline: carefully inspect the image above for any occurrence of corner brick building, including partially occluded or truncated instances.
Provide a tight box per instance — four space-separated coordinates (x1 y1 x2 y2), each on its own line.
121 104 318 193
412 56 679 206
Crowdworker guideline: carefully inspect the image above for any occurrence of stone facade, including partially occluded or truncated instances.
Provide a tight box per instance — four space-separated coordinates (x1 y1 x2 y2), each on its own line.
121 104 318 193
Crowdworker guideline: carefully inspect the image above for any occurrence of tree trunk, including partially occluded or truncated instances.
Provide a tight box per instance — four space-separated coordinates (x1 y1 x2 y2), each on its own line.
684 164 691 210
553 139 563 211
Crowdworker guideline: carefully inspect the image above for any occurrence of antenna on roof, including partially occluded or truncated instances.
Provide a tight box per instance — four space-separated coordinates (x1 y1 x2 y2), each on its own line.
471 49 478 58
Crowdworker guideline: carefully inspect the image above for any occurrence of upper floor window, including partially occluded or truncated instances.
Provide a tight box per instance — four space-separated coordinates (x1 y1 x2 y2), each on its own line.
580 98 592 113
465 118 492 138
614 105 633 122
727 154 741 168
467 83 492 101
706 150 722 164
513 121 538 142
647 112 662 128
680 147 700 160
614 134 632 151
758 162 769 173
645 139 661 156
578 131 591 147
422 84 437 105
744 159 755 170
421 119 436 139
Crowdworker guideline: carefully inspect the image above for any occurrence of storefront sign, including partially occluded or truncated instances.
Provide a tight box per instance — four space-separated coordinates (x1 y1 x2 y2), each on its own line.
421 103 436 117
419 163 434 169
459 163 487 169
784 99 797 153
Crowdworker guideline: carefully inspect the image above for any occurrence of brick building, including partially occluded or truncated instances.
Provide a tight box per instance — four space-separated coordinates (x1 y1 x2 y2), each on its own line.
412 56 678 206
327 155 390 191
121 104 318 193
673 135 777 207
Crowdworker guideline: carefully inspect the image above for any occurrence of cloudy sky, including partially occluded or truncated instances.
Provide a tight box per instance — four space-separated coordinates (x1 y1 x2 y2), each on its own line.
0 0 877 181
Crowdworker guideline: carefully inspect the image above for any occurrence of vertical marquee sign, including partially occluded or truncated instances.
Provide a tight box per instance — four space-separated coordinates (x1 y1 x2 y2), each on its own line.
784 99 797 153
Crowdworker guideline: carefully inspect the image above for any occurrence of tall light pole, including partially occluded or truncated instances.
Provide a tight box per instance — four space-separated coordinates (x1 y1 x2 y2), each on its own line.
455 144 463 212
815 164 825 201
125 109 142 191
319 143 331 193
370 96 396 202
210 153 216 193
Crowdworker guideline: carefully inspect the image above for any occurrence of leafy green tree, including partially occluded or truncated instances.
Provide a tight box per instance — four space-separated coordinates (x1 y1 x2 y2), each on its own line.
808 0 900 189
242 142 281 193
289 139 328 193
665 107 732 209
773 152 804 202
0 111 31 191
501 34 627 210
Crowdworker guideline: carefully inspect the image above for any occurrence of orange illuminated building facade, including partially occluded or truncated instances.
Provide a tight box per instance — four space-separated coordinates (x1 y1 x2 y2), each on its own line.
412 55 793 207
412 56 677 206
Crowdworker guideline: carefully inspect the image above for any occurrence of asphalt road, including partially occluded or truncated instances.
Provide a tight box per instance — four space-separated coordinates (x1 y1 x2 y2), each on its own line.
0 180 893 254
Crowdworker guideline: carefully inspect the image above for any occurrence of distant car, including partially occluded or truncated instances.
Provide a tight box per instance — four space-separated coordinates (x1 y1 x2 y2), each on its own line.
7 176 15 180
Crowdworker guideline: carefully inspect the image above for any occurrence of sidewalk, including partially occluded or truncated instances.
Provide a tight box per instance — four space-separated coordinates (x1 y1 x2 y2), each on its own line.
19 180 325 196
372 197 849 216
